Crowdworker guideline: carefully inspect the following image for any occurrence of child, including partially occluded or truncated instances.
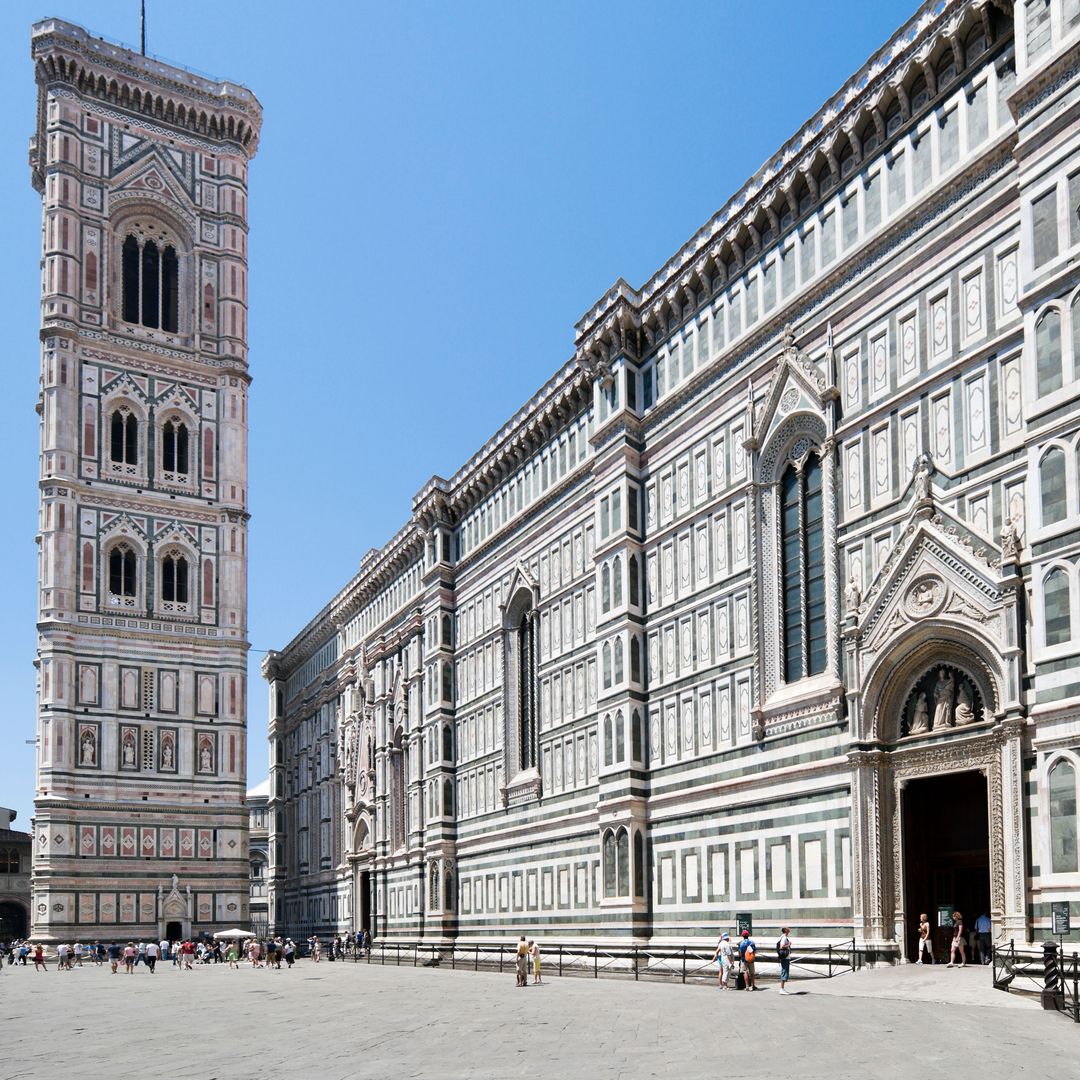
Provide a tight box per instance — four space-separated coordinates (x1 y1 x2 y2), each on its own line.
529 940 542 984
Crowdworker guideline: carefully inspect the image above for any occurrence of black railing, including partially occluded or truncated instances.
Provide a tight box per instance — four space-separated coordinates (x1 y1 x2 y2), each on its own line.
992 939 1080 1023
345 938 856 984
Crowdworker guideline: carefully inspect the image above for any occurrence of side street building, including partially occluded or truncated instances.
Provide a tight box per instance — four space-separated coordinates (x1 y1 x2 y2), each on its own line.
264 0 1080 960
29 20 261 942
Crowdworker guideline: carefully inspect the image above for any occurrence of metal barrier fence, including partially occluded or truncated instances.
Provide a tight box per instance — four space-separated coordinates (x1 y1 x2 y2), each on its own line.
992 939 1080 1023
340 938 855 984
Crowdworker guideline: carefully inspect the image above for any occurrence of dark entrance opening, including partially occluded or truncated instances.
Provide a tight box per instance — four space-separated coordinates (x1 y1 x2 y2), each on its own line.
358 871 371 936
0 902 27 939
902 770 990 962
166 920 182 941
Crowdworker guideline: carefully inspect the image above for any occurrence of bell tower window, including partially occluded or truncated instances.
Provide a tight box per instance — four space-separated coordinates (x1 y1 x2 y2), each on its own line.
108 544 137 601
161 552 189 606
119 223 181 334
162 419 189 476
109 407 139 468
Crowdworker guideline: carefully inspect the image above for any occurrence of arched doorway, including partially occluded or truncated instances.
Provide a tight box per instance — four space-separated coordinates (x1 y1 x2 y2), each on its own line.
0 901 27 939
901 771 991 961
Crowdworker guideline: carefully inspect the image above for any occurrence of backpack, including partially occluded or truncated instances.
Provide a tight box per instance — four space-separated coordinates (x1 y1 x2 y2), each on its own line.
744 942 756 962
777 936 790 959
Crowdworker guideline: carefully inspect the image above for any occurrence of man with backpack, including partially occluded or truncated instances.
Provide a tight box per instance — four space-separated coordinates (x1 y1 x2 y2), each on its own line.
777 927 792 995
738 929 757 991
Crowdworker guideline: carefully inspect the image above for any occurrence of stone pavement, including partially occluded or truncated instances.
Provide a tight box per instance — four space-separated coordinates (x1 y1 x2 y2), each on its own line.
1 956 1074 1079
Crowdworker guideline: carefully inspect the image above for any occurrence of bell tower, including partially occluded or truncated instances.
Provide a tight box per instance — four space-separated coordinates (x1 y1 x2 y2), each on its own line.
29 19 261 940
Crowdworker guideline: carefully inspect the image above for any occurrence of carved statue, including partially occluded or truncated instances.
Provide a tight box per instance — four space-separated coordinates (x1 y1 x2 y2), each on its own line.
161 737 174 769
955 683 976 725
913 453 934 501
80 730 96 765
932 668 955 729
1000 516 1021 560
122 733 135 767
199 740 213 772
909 692 930 735
845 577 862 614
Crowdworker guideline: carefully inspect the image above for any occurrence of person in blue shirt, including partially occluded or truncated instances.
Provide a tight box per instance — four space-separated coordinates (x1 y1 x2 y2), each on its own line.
738 930 757 991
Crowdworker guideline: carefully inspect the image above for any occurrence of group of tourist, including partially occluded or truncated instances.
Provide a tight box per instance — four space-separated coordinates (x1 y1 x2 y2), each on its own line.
915 910 994 966
711 928 793 994
514 936 543 986
228 936 298 968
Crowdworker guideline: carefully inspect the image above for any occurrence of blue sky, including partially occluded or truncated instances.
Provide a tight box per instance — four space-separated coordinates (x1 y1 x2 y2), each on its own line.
0 0 916 827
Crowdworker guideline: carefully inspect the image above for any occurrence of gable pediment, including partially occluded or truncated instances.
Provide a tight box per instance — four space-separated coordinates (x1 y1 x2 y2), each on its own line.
857 507 1008 652
753 328 836 448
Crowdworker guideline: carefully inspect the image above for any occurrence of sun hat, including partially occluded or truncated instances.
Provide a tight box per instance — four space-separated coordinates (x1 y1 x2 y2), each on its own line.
721 933 730 940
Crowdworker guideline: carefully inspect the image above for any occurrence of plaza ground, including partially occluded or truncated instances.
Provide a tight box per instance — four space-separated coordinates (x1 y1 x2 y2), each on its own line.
1 956 1074 1079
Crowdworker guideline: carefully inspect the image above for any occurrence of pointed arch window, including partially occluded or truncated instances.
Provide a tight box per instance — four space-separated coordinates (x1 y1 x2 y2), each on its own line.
162 418 189 476
1044 567 1072 646
613 556 623 608
108 544 137 599
1049 759 1078 874
161 551 189 606
1041 447 1067 525
1036 308 1063 397
110 407 138 467
120 225 180 333
780 452 826 682
629 554 640 607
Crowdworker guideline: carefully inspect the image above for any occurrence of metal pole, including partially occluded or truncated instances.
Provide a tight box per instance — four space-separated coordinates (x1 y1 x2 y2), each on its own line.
559 945 563 977
475 945 479 972
140 0 146 56
681 947 687 984
634 945 639 982
1073 952 1079 1023
594 947 598 979
827 943 832 978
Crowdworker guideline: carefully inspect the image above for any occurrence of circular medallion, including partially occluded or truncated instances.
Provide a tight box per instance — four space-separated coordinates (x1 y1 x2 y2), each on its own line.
904 575 945 618
780 387 799 413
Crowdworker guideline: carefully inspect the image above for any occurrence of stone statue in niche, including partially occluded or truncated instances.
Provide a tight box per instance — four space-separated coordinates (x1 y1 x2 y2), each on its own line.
932 668 955 729
909 692 930 735
845 577 862 614
122 732 136 767
80 729 96 765
198 738 213 773
160 735 174 770
955 683 976 725
1000 516 1021 560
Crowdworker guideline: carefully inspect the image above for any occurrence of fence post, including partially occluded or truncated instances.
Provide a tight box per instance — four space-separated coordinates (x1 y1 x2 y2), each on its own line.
634 945 639 982
1042 940 1064 1012
559 945 563 977
594 946 598 979
1072 952 1079 1023
681 947 687 984
827 943 832 979
499 945 504 974
475 945 479 972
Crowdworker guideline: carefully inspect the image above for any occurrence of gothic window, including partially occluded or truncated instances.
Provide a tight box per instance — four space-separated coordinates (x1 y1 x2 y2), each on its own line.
613 556 623 607
390 731 407 852
1043 567 1072 646
604 714 613 767
614 638 624 683
615 709 625 761
1036 308 1063 397
603 827 630 897
629 555 640 607
1049 759 1078 874
429 863 440 909
1040 447 1067 525
602 642 612 689
109 406 139 467
601 563 611 612
633 830 645 896
441 723 453 761
631 709 643 761
107 544 137 600
161 551 189 607
162 418 190 476
443 777 454 816
630 637 641 683
120 224 180 333
780 453 826 682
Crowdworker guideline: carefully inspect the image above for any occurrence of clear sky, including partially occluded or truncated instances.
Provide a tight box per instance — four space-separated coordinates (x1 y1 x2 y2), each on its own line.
0 0 917 828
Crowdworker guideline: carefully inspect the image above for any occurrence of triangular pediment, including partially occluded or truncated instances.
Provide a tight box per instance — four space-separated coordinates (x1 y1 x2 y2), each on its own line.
858 504 1007 650
101 370 150 404
111 134 193 195
754 330 835 448
99 512 148 544
113 157 189 206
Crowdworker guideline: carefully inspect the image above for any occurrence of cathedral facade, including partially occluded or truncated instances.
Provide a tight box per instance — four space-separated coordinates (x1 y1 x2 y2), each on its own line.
265 0 1080 960
29 20 261 941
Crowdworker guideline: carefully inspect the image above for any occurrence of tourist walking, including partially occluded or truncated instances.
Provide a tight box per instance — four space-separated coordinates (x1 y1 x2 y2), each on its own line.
33 944 46 971
56 942 69 970
738 930 757 991
529 939 542 984
283 939 295 968
146 940 158 973
777 927 792 994
947 912 967 967
227 942 239 968
916 913 933 964
107 941 121 973
182 938 195 969
123 942 136 973
713 932 734 989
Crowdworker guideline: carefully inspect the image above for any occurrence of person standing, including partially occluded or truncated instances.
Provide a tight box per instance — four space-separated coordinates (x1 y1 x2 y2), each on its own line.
72 942 84 968
182 938 195 970
916 913 933 964
56 942 69 970
123 942 136 973
283 939 295 968
146 940 158 973
776 928 792 994
160 937 169 964
33 944 47 971
974 913 992 965
713 932 735 990
738 930 757 991
515 936 529 987
107 941 121 973
529 939 542 984
947 912 967 967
